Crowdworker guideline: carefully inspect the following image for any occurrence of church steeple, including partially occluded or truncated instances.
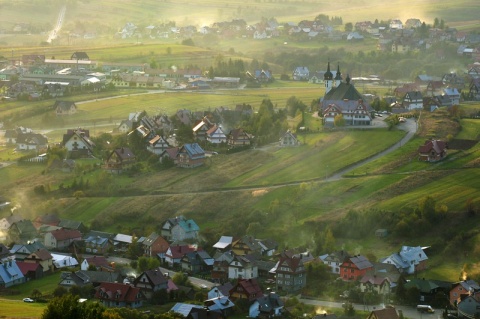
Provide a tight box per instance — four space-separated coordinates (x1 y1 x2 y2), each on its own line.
324 62 333 94
334 63 342 88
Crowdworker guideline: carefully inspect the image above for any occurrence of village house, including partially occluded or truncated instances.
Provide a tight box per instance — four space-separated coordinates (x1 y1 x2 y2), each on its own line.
319 250 351 274
59 270 121 289
207 125 227 144
227 128 252 148
62 128 95 158
161 216 200 242
366 308 400 319
95 282 144 308
0 260 25 288
249 291 284 318
229 278 263 301
402 91 424 110
147 135 170 155
54 100 77 116
133 267 168 300
17 261 43 281
292 67 310 81
271 250 307 292
449 279 480 306
175 143 205 168
279 130 300 146
15 132 48 152
142 232 170 259
104 147 136 173
418 139 447 162
83 231 113 254
24 248 53 273
181 250 214 274
228 254 258 280
44 228 82 250
165 244 200 267
339 255 374 281
211 251 235 283
81 256 114 272
7 220 37 244
458 292 480 318
380 246 428 274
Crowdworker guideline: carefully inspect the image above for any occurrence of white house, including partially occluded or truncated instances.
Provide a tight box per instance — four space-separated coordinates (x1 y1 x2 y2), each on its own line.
228 255 258 280
207 126 227 144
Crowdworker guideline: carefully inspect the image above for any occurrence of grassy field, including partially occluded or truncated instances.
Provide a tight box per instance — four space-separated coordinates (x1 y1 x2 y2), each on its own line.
0 299 46 318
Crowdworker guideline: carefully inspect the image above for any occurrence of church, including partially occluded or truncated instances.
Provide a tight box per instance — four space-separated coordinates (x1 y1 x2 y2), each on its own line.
319 63 373 127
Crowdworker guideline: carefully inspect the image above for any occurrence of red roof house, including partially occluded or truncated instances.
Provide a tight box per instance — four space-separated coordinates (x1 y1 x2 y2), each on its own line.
229 278 263 301
418 139 447 162
340 255 374 281
44 228 82 250
95 282 143 308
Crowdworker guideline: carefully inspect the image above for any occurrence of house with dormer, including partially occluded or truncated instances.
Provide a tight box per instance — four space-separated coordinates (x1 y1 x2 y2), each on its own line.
293 67 309 81
271 250 307 292
339 255 374 281
0 260 25 288
211 251 235 283
95 282 143 308
15 132 48 152
134 267 168 299
380 246 428 274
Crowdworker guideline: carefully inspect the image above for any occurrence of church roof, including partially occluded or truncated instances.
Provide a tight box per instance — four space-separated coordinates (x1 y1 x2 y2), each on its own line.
323 78 363 101
324 62 333 80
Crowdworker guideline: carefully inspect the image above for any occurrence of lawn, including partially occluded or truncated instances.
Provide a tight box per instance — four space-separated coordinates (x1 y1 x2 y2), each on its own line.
0 299 46 318
225 129 405 187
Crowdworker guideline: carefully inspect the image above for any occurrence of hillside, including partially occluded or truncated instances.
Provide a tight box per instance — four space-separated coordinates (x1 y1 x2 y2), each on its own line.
1 107 479 281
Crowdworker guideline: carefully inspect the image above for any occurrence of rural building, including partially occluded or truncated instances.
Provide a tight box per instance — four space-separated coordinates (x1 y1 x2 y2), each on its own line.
418 139 447 162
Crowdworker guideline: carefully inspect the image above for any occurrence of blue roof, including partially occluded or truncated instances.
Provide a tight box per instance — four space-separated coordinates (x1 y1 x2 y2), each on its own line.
183 143 205 159
178 219 200 232
171 303 203 317
0 260 25 284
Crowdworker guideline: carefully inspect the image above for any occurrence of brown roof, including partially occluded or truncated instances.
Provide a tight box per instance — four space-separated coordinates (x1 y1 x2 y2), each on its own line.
95 282 142 303
418 139 447 154
84 256 110 268
50 228 82 241
367 308 400 319
29 248 52 261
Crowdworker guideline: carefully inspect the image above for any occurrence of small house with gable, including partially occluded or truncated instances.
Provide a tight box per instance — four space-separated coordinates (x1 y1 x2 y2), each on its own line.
366 308 400 319
104 147 136 173
449 280 480 306
134 267 168 299
249 291 284 318
229 278 263 301
402 91 423 110
147 135 170 155
71 52 90 61
54 100 77 116
418 139 447 162
227 128 252 149
207 125 227 144
279 130 300 147
62 129 95 158
44 228 82 250
228 254 258 280
319 250 351 274
175 143 205 168
142 232 170 259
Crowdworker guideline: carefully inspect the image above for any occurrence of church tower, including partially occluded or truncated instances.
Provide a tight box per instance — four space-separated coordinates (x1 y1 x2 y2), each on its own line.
324 62 333 94
334 63 342 88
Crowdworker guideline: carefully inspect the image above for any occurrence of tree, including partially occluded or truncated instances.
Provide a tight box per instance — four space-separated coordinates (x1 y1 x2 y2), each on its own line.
246 221 262 237
172 271 191 287
41 294 85 319
345 22 353 32
334 114 346 127
32 288 42 300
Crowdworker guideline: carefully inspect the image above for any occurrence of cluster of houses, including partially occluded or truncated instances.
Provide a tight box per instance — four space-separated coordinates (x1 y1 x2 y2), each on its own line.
3 210 480 318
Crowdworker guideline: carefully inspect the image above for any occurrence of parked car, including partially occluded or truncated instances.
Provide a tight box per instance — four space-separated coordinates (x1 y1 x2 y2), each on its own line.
23 298 34 303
